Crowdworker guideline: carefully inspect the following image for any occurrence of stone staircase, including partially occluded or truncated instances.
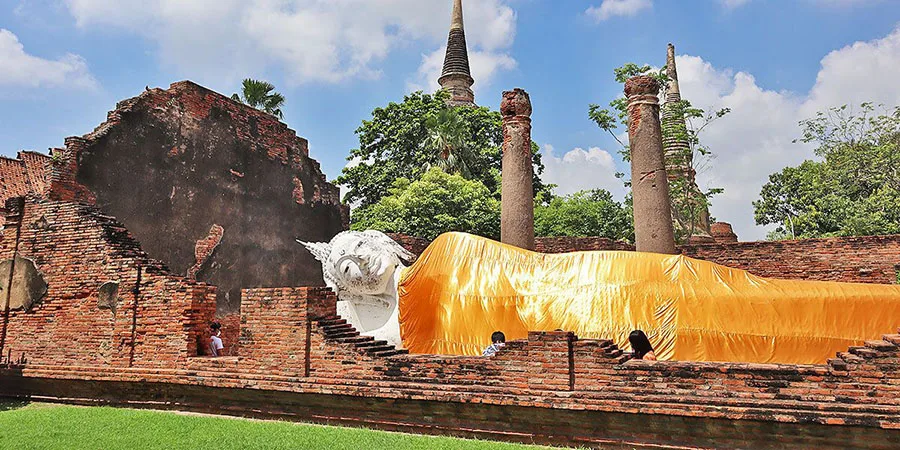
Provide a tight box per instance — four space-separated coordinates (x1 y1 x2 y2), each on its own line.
316 316 409 358
828 329 900 369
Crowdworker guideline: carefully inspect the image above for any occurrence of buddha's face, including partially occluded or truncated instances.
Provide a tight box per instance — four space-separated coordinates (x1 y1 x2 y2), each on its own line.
300 231 415 298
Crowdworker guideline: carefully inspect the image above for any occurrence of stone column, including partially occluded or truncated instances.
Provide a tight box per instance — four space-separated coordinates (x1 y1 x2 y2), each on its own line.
500 88 535 250
626 76 677 254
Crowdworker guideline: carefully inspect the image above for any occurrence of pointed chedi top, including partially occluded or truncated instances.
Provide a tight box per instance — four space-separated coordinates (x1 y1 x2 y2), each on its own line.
665 43 681 104
438 0 475 106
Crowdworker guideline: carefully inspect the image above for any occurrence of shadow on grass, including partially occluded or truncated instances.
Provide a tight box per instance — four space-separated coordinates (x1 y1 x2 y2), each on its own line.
0 398 31 412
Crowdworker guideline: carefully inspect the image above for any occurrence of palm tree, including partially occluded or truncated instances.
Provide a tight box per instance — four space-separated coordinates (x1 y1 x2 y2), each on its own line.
231 78 285 119
424 108 474 178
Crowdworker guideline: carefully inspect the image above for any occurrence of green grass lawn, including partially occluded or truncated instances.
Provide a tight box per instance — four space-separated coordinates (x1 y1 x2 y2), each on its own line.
0 401 557 450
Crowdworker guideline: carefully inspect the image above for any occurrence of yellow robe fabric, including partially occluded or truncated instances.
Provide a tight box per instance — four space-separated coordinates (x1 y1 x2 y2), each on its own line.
397 232 900 364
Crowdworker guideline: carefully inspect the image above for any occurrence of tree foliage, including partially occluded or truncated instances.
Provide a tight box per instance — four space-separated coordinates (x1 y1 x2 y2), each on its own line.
231 79 285 119
754 103 900 239
424 108 475 178
534 190 634 242
337 90 548 208
351 168 500 241
587 63 729 243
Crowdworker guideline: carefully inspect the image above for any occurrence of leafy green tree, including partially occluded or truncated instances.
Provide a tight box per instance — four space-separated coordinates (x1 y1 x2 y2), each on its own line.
424 108 474 178
754 103 900 239
231 79 285 119
587 63 728 243
351 168 500 240
534 190 634 242
337 90 549 208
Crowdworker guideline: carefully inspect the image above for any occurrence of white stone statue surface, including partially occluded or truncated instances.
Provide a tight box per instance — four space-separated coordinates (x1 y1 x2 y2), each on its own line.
299 230 413 348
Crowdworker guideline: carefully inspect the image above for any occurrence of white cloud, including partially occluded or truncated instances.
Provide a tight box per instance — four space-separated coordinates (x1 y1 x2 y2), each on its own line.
406 0 518 95
0 28 96 89
586 0 652 22
719 0 751 9
64 0 518 86
540 144 626 199
809 0 883 6
673 26 900 241
406 46 518 95
717 0 883 9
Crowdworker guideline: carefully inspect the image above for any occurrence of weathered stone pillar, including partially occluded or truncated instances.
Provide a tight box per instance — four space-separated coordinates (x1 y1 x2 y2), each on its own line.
500 88 534 250
626 76 677 254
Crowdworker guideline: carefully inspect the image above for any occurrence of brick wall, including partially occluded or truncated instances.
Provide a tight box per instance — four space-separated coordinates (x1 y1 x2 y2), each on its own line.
8 81 346 313
0 197 216 368
239 287 335 373
389 233 900 284
385 233 430 257
535 236 636 253
1 207 899 443
2 283 899 446
0 152 49 213
681 236 900 284
228 288 900 417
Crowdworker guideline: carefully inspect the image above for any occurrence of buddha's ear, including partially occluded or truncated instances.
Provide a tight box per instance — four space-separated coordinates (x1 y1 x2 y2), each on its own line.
298 240 332 263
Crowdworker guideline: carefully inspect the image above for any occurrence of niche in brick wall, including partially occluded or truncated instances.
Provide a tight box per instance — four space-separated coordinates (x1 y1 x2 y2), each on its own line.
0 256 48 311
97 281 120 313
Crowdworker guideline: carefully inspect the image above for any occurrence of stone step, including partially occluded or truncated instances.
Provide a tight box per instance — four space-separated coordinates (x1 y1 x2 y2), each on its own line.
355 340 388 349
321 323 355 333
318 317 346 325
334 335 375 344
372 349 409 358
848 347 879 359
883 334 900 346
827 358 848 371
363 345 397 354
327 331 360 339
598 340 615 348
864 340 897 352
838 351 865 363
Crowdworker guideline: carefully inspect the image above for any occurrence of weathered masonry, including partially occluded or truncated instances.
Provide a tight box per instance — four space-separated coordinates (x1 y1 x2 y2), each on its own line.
1 81 346 312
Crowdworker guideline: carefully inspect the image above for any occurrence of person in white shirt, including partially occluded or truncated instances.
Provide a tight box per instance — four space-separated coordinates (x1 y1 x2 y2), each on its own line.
482 331 506 356
209 322 224 357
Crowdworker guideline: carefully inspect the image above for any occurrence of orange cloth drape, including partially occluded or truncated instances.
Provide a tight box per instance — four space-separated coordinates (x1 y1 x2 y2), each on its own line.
398 232 900 364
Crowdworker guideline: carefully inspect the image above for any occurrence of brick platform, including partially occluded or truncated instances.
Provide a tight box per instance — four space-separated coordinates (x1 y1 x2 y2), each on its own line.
2 268 899 447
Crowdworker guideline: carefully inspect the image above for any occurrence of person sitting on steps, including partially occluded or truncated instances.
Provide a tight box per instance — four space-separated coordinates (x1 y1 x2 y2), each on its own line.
482 331 506 357
629 330 657 361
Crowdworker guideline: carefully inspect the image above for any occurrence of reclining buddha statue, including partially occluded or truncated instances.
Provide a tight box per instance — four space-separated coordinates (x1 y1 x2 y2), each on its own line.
302 231 900 364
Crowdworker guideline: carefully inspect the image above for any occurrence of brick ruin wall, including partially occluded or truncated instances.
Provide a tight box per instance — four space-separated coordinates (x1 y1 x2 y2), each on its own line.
0 197 216 368
389 234 900 285
3 81 347 313
1 199 898 441
3 284 899 447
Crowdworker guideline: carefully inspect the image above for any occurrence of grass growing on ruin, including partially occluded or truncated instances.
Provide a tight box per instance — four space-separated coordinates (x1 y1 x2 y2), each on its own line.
0 401 555 450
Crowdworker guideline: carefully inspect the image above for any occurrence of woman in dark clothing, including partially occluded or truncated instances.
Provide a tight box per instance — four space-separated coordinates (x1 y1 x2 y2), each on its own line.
628 330 657 361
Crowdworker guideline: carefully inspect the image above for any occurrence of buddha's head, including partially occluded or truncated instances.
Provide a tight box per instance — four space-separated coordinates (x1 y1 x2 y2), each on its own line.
300 230 415 299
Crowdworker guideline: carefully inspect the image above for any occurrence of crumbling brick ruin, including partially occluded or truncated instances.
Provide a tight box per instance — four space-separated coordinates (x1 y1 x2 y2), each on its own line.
2 284 899 448
3 81 346 312
0 197 216 368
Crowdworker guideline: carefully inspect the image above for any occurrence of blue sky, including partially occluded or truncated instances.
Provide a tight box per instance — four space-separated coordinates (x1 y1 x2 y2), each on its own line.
2 0 900 240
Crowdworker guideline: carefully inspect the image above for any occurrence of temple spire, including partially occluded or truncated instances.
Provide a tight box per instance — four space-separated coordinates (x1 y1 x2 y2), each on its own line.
450 0 464 30
665 43 681 103
438 0 475 106
662 43 714 244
